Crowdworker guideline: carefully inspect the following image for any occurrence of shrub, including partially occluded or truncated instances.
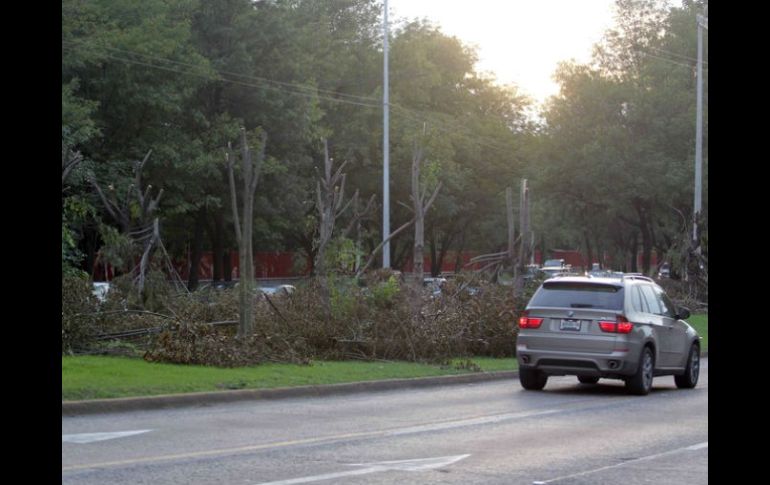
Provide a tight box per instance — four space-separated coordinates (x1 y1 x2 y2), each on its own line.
68 270 533 366
62 273 99 354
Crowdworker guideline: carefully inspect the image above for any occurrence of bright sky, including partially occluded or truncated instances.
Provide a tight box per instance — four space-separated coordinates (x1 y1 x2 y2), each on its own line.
388 0 618 106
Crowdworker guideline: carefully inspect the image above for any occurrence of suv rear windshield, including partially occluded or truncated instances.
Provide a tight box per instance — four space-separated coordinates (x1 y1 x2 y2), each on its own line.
529 282 625 310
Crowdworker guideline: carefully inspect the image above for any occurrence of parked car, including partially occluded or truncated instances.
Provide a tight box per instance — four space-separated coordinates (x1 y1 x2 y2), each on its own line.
523 264 542 282
542 258 565 268
259 284 296 296
516 275 700 395
91 282 110 303
588 269 623 279
657 262 671 279
423 277 447 297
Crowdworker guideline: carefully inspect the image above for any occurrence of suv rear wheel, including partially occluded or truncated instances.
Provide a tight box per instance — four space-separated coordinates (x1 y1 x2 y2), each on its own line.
519 368 548 390
674 344 700 389
626 347 654 395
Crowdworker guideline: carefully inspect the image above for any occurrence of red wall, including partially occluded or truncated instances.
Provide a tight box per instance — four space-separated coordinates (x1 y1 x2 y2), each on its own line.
172 251 308 280
91 249 661 281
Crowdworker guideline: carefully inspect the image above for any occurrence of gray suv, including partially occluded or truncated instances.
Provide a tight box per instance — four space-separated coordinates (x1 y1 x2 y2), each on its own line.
516 275 700 395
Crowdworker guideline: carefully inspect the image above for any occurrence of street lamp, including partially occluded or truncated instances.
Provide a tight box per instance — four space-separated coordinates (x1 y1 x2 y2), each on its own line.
382 0 391 268
693 8 707 249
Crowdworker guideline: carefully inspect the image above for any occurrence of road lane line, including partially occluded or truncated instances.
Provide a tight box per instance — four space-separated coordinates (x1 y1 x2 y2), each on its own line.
255 454 471 485
63 388 706 473
62 430 152 444
533 441 708 484
62 409 556 472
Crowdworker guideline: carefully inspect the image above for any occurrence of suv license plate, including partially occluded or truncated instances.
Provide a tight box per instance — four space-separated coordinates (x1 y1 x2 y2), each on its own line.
560 319 582 331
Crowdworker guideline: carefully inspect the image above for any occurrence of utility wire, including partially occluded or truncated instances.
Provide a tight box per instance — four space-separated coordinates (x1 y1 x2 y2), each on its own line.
63 41 526 161
646 46 707 65
62 39 382 107
62 44 381 109
638 50 708 71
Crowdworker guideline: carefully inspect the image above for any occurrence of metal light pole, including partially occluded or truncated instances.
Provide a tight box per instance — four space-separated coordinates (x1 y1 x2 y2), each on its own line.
382 0 391 268
693 8 707 248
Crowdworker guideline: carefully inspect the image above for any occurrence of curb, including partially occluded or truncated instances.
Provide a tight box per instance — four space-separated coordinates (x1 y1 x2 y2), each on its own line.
62 370 520 416
62 352 708 416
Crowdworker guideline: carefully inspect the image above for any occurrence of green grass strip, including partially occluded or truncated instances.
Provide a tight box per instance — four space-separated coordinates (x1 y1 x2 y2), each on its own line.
62 313 707 401
62 356 518 401
687 313 708 352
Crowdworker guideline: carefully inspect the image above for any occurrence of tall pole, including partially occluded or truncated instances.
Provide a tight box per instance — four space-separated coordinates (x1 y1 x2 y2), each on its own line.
693 9 707 248
382 0 391 268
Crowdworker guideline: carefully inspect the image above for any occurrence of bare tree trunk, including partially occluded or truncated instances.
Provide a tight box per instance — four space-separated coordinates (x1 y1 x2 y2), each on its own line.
223 249 232 282
211 210 224 283
506 187 516 267
429 230 439 276
409 141 442 287
356 217 415 278
629 232 639 273
584 231 593 271
226 128 266 338
187 209 206 291
138 218 160 298
513 180 530 296
90 149 163 301
314 139 355 318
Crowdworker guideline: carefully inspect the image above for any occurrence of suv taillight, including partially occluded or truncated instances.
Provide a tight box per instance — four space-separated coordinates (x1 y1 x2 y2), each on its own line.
519 312 544 329
598 315 633 334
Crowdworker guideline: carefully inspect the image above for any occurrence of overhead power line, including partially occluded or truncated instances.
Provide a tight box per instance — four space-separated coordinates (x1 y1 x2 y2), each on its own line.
638 50 708 71
62 40 526 161
62 39 381 108
646 46 707 65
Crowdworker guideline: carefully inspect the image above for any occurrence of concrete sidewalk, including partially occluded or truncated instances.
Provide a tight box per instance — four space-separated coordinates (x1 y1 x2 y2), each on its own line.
62 370 520 416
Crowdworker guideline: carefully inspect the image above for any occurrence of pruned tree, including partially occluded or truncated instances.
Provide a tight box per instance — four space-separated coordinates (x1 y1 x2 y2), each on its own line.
341 191 377 273
354 217 415 279
315 139 356 276
401 140 442 287
468 186 517 276
313 139 359 317
225 128 267 338
513 179 531 295
468 180 530 296
62 142 83 186
89 150 172 299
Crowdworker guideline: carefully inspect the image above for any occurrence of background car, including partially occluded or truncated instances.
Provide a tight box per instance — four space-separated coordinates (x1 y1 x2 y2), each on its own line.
91 282 110 303
542 258 565 268
516 275 700 395
259 284 296 296
657 262 671 279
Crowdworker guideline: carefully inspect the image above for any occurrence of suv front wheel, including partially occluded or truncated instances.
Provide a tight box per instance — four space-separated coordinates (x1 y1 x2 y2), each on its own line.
674 344 700 389
626 347 654 395
519 368 548 390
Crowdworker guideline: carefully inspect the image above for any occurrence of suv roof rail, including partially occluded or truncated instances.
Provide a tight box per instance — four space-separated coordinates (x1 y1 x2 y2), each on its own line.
622 274 654 283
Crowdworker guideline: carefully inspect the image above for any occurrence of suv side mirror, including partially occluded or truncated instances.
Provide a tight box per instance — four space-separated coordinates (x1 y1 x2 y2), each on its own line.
675 306 691 320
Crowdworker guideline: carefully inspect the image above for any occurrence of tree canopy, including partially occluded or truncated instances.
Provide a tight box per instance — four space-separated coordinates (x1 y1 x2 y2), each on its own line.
62 0 707 283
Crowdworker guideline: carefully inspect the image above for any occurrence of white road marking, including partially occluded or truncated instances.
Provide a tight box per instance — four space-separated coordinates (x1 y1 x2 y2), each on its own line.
63 409 556 471
62 429 152 444
255 454 471 485
533 441 708 484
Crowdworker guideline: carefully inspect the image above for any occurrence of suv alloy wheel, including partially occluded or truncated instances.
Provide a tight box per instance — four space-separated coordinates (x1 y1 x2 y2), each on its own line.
626 347 654 395
674 344 700 389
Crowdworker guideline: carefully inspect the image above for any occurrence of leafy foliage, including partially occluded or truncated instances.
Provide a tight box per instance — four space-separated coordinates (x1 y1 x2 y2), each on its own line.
62 274 100 354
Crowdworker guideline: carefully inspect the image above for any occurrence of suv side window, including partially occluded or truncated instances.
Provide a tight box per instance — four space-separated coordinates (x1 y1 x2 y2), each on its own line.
639 284 662 315
653 286 675 318
630 286 649 313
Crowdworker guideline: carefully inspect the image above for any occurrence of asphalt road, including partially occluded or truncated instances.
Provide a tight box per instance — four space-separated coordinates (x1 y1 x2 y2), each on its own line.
62 358 708 484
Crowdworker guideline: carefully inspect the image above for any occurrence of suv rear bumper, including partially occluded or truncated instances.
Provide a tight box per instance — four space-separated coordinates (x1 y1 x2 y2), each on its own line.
516 345 642 378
